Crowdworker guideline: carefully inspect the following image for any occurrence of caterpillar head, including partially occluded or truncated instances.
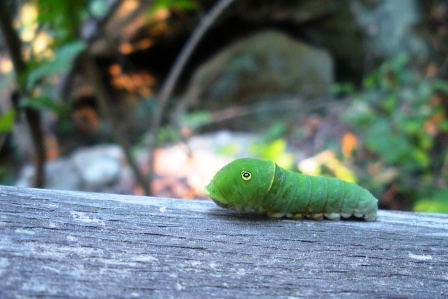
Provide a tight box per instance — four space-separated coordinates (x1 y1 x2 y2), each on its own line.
205 158 275 212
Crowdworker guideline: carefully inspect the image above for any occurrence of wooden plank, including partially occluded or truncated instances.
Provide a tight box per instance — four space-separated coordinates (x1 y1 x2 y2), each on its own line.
0 185 447 298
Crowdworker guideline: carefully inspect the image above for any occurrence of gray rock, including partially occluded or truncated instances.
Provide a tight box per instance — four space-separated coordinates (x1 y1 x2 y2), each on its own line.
16 158 81 191
16 145 129 193
71 145 124 191
180 30 334 114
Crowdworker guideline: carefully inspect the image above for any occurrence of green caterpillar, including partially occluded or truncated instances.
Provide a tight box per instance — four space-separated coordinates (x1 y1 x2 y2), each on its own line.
205 158 378 221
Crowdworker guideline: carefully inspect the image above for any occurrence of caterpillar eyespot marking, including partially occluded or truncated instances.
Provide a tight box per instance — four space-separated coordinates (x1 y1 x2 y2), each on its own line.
241 171 252 181
205 158 378 221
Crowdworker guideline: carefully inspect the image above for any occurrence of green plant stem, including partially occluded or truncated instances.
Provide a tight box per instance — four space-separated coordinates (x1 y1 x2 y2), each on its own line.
0 0 46 188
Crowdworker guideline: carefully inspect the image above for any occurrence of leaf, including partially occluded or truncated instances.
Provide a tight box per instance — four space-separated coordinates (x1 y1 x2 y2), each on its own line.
438 120 448 132
390 53 410 72
414 189 448 213
27 40 85 90
20 97 65 113
0 109 17 133
382 95 398 113
432 79 448 94
331 82 354 95
36 0 87 43
409 149 430 168
366 121 410 164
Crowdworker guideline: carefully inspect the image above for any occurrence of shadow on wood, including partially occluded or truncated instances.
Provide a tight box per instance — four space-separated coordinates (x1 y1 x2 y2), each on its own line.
0 185 447 298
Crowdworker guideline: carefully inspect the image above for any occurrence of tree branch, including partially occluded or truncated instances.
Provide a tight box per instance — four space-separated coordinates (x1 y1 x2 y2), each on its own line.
82 52 150 195
147 0 235 192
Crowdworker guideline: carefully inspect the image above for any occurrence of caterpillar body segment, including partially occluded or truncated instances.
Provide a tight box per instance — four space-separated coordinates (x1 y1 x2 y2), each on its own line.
205 158 378 221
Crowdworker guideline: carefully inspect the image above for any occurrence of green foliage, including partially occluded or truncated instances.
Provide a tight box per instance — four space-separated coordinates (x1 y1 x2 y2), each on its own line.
298 150 357 183
26 41 85 90
0 109 17 134
35 0 87 44
147 0 198 16
18 40 85 136
250 138 293 168
20 97 68 114
156 126 181 145
217 143 241 156
343 53 448 213
414 189 448 213
246 123 293 169
17 3 86 134
331 82 355 95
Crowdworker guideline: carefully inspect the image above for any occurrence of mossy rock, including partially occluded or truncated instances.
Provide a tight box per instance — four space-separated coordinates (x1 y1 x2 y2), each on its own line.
181 30 334 112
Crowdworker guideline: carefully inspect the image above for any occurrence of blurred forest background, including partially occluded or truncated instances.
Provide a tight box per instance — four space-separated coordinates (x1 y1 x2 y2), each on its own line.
0 0 447 213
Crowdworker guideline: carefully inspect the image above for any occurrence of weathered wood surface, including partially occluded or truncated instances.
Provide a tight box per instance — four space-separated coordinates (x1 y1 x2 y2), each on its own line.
0 185 447 298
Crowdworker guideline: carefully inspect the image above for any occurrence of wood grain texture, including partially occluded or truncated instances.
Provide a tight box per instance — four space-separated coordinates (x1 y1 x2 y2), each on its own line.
0 185 447 298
